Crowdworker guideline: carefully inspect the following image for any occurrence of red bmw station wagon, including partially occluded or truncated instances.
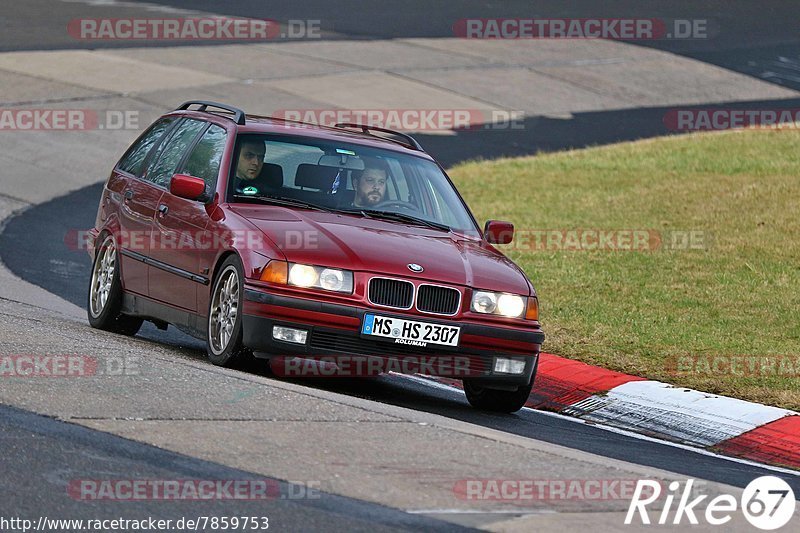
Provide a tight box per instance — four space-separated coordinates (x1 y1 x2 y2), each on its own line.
87 101 544 412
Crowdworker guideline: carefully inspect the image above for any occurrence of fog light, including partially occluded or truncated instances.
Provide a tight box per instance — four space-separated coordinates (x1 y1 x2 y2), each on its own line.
272 326 308 345
494 357 526 375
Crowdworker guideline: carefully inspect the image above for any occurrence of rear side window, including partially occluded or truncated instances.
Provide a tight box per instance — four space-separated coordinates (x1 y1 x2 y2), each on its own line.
182 124 227 194
143 119 206 189
117 117 176 177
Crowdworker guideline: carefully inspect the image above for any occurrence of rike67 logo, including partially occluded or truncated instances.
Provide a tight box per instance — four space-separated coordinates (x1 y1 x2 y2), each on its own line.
626 476 796 530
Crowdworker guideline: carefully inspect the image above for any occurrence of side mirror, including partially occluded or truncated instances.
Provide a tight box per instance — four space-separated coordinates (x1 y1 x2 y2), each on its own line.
170 174 206 201
484 220 514 244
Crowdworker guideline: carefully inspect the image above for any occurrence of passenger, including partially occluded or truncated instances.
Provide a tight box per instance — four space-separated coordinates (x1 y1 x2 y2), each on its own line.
350 157 388 208
234 139 266 194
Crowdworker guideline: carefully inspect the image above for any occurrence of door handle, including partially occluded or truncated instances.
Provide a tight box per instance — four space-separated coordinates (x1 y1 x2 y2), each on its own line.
158 204 169 216
123 189 134 201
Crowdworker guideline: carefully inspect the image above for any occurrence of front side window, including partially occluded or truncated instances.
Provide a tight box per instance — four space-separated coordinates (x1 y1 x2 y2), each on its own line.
116 117 176 177
143 119 206 189
182 124 227 196
229 134 479 235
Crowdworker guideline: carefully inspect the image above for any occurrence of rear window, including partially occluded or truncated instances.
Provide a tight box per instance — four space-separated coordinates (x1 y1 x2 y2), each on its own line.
264 140 324 189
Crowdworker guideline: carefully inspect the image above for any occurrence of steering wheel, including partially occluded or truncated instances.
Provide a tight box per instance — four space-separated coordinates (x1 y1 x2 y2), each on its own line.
371 200 420 212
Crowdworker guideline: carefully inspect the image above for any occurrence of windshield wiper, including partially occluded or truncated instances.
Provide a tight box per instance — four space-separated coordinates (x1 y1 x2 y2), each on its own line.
347 209 451 232
232 194 331 212
233 196 450 231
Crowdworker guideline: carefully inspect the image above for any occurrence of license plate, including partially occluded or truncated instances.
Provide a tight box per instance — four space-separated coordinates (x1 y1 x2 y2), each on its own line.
361 314 460 348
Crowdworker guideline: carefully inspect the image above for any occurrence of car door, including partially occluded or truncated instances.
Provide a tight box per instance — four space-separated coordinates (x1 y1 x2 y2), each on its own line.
112 116 178 297
144 118 209 311
174 123 230 317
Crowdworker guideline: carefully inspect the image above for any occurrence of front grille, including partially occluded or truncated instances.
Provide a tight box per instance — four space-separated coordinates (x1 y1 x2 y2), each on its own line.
416 284 460 315
368 277 414 309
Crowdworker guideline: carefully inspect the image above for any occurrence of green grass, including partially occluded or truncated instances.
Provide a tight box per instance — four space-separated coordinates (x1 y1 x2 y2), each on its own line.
449 129 800 410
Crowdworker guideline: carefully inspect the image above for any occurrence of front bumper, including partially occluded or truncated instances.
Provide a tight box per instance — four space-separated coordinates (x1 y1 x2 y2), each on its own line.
242 288 544 386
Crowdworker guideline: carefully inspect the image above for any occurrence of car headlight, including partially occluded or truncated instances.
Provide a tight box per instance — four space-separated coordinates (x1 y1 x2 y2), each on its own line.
471 290 526 318
472 291 497 314
288 264 318 287
288 263 353 293
319 268 346 291
497 293 526 317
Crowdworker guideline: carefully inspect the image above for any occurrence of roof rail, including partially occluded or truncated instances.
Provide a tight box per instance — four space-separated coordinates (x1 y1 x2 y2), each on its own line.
176 101 246 125
333 123 424 152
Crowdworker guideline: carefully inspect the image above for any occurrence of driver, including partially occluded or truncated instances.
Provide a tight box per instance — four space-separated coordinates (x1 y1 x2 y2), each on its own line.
234 139 266 194
351 157 388 208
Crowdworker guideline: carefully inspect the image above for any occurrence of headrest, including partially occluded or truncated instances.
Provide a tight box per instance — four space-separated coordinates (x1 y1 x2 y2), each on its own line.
295 164 339 190
257 163 283 189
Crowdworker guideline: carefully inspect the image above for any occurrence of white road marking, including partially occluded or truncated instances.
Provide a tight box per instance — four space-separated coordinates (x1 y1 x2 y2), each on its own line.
58 0 206 16
406 508 557 515
573 380 793 446
396 374 800 477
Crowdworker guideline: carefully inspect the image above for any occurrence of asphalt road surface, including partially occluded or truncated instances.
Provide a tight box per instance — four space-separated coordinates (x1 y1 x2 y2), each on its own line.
4 0 800 92
0 404 470 532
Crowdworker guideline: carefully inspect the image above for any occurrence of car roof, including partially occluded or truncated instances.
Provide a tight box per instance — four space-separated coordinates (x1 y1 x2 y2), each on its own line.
166 109 436 162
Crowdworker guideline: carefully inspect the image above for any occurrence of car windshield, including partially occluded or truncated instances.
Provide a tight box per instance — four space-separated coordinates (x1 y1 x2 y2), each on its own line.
227 134 480 236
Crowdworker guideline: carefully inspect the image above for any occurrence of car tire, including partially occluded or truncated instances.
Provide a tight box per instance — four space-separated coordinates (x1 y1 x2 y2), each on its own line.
206 255 250 367
463 358 538 413
87 234 143 336
463 380 534 413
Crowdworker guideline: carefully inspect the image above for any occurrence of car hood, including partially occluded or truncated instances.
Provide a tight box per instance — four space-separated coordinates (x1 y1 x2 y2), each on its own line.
232 206 531 295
